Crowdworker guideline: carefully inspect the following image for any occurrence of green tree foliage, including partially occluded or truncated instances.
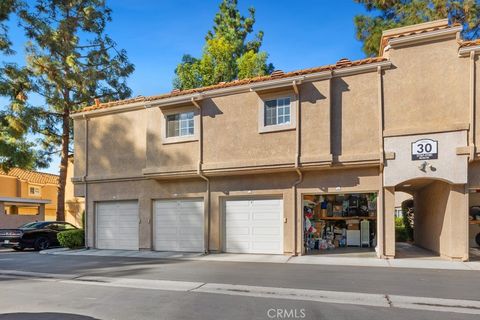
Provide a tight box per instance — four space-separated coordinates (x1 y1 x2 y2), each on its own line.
4 0 134 221
0 0 41 171
354 0 480 56
0 0 18 54
174 0 273 90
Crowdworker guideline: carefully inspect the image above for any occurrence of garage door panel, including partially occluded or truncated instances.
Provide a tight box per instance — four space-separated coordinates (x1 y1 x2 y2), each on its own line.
178 215 203 225
226 226 249 236
225 212 249 221
252 212 279 221
155 215 178 224
224 199 283 254
226 241 250 252
156 227 177 236
96 201 139 250
252 227 281 236
154 199 204 252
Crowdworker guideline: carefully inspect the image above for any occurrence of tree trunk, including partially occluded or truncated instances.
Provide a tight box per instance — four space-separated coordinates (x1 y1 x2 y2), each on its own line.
56 108 70 222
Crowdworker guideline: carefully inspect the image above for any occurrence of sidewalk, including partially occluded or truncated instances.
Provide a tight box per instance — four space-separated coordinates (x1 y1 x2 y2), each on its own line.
41 248 480 271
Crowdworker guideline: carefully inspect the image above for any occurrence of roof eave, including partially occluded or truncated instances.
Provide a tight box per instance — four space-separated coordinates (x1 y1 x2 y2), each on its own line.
458 44 480 57
71 60 392 119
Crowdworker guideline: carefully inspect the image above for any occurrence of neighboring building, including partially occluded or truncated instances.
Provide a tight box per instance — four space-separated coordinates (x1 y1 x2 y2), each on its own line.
65 156 85 227
72 20 480 261
0 168 58 228
394 191 412 218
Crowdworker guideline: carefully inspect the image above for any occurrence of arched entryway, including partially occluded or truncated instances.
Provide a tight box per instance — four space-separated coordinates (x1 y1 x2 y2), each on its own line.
386 178 469 261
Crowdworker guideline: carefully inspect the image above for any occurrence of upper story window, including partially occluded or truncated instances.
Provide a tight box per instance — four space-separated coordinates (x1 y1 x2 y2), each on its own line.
264 97 291 126
258 93 296 133
161 107 199 144
29 186 41 196
166 111 195 137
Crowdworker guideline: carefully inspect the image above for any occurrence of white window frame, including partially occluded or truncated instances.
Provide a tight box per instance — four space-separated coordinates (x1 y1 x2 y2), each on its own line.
161 106 200 144
28 185 41 197
258 93 297 133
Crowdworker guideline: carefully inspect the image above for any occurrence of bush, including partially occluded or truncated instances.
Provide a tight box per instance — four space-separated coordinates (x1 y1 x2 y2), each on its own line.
57 229 85 249
395 217 408 242
395 225 408 242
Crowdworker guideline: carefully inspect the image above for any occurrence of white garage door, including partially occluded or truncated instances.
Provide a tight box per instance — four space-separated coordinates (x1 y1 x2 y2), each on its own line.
96 201 139 250
154 199 204 252
224 199 283 254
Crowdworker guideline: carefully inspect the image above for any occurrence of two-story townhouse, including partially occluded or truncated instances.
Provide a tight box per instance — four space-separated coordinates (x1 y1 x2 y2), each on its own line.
71 20 480 261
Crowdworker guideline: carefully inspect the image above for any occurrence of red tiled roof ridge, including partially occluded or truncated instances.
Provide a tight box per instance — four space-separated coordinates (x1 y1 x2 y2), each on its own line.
76 56 387 114
379 24 457 55
0 167 59 185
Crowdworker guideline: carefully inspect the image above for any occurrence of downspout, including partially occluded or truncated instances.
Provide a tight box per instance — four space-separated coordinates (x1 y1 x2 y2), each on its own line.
292 80 303 256
82 114 89 249
469 51 476 162
377 66 385 258
191 97 211 254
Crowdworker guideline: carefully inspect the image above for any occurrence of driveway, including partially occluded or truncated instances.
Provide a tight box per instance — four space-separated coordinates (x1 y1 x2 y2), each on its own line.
1 249 479 319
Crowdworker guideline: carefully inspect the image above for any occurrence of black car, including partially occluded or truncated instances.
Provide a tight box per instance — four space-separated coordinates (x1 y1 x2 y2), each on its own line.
0 221 78 251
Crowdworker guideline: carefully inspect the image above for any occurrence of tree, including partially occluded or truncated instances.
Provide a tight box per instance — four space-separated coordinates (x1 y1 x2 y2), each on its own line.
0 63 41 171
11 0 134 221
174 0 273 90
0 0 17 54
0 0 41 171
354 0 480 56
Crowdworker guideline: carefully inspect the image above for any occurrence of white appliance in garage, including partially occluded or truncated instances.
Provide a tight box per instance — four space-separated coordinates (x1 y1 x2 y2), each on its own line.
96 201 139 250
154 199 204 252
224 198 283 254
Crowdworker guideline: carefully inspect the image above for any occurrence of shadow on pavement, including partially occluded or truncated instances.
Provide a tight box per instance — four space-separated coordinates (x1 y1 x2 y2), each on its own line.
0 313 100 320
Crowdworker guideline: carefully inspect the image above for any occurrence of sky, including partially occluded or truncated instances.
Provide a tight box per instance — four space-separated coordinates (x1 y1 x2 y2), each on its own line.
3 0 370 174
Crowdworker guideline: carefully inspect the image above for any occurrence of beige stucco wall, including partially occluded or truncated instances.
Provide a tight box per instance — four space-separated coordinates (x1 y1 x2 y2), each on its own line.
299 81 331 164
74 120 86 178
384 131 468 187
0 176 18 197
79 73 383 180
88 110 146 179
146 105 199 172
415 181 468 260
331 73 380 162
383 36 469 135
84 167 379 254
202 90 296 169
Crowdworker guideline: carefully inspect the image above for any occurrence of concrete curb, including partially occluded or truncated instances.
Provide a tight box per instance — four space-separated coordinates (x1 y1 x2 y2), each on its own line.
39 248 480 270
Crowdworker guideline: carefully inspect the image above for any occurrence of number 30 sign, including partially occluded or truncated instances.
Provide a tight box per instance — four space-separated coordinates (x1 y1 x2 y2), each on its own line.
411 139 438 160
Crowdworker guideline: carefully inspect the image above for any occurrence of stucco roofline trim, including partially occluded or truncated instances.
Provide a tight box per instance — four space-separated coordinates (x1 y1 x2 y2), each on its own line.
386 25 462 50
0 197 51 204
383 122 469 138
458 45 480 56
71 61 392 119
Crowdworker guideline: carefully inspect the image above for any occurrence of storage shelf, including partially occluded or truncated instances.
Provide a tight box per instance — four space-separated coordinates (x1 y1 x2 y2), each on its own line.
317 216 377 221
469 220 480 225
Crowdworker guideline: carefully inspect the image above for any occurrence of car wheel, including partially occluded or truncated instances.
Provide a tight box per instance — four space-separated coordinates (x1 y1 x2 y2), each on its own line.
34 237 50 251
12 246 24 251
476 232 480 247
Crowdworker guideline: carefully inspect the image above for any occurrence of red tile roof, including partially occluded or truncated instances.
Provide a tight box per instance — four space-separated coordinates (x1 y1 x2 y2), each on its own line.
459 39 480 48
77 56 387 114
379 24 458 55
0 168 59 185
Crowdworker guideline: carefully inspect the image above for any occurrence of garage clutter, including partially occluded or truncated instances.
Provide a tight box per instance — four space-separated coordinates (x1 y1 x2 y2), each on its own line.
303 193 377 253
